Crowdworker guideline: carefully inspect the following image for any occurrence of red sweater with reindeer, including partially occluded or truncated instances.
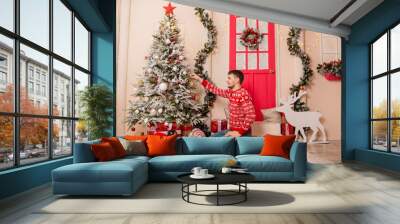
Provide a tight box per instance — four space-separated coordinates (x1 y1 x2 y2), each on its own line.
202 80 256 135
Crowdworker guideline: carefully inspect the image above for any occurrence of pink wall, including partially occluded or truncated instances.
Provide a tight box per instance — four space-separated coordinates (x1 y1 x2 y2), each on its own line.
116 0 341 140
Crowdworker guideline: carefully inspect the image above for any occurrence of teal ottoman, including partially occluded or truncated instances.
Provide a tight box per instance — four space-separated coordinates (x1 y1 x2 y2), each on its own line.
52 156 148 196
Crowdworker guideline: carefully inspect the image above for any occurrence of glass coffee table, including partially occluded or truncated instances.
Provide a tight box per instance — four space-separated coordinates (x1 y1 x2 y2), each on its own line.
177 172 255 206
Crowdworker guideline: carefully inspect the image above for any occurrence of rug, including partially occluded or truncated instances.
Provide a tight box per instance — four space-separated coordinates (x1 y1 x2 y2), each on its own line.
37 183 362 214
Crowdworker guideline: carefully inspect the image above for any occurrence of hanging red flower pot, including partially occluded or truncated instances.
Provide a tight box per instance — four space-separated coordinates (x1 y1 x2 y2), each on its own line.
324 72 341 81
317 59 342 82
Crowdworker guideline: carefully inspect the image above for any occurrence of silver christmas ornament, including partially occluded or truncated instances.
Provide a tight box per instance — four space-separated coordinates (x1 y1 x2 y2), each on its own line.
158 82 168 91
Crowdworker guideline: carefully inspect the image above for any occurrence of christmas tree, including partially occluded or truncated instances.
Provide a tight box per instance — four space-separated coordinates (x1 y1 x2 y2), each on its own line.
127 3 202 128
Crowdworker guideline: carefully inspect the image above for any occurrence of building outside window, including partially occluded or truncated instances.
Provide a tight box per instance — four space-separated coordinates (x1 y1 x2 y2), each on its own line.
0 54 7 89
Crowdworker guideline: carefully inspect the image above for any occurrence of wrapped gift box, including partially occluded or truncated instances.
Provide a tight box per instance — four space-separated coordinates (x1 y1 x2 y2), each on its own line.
211 119 228 133
147 122 192 136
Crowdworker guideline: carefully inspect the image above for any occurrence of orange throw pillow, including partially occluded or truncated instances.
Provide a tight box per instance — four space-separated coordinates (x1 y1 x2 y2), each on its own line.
101 137 127 158
259 134 296 159
124 135 147 142
146 134 178 157
91 142 117 162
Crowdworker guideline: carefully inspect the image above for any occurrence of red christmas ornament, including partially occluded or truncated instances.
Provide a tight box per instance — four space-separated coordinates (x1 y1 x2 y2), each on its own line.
163 2 176 16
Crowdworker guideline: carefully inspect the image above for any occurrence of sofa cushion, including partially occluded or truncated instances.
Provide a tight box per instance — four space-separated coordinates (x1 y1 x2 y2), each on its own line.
91 142 118 162
52 158 147 183
101 137 127 158
119 138 148 156
236 155 293 172
236 137 263 155
260 134 296 159
149 154 235 172
147 134 178 157
177 137 235 155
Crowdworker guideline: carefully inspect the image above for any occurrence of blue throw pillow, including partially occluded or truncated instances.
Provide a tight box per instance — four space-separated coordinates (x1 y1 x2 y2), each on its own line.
178 137 235 155
236 137 264 155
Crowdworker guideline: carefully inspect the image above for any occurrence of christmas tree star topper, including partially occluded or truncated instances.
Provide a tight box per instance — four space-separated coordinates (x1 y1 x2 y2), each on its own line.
164 2 176 16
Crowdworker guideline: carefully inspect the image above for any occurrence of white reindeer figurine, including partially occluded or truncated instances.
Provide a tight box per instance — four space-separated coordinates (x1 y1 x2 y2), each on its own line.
275 91 328 143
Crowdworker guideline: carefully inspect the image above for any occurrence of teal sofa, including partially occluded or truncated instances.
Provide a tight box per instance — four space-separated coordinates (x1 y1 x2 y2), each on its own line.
52 137 307 196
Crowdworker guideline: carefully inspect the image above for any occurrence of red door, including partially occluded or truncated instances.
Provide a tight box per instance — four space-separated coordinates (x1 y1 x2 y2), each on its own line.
229 16 276 121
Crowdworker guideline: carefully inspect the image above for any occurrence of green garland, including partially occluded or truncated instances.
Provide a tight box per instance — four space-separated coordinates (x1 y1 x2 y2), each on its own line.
194 8 217 117
286 27 313 111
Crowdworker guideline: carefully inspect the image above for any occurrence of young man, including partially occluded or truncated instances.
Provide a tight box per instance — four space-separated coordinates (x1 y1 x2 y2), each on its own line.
191 70 256 137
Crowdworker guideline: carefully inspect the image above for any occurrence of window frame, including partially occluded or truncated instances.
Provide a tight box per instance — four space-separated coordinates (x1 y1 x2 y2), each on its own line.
0 0 92 171
370 21 400 154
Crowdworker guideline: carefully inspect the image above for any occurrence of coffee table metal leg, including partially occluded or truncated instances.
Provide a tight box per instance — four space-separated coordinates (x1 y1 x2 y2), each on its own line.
245 183 247 201
187 184 190 202
195 184 198 192
217 184 219 206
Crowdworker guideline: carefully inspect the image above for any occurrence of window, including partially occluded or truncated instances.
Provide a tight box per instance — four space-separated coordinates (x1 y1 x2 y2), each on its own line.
0 54 7 67
370 23 400 153
53 119 72 158
74 69 89 118
35 70 41 81
0 0 91 170
75 18 90 70
0 71 7 84
35 84 40 95
28 81 34 94
0 53 8 89
20 0 49 48
41 85 46 97
53 0 72 60
28 67 34 80
53 59 72 117
0 0 14 31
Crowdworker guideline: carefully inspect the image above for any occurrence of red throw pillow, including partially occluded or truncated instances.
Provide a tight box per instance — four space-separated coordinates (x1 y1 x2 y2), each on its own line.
259 134 296 159
101 137 127 158
91 142 117 162
124 135 147 142
146 134 178 157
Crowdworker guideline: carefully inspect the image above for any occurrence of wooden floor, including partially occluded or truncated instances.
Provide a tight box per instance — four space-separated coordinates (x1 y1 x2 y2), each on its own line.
1 142 400 224
307 140 341 164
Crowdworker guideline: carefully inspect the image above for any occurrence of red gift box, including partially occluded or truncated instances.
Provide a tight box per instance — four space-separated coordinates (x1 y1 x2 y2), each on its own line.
211 119 228 133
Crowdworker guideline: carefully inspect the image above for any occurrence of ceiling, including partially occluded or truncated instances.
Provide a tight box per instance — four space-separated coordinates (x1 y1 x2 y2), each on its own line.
170 0 384 38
